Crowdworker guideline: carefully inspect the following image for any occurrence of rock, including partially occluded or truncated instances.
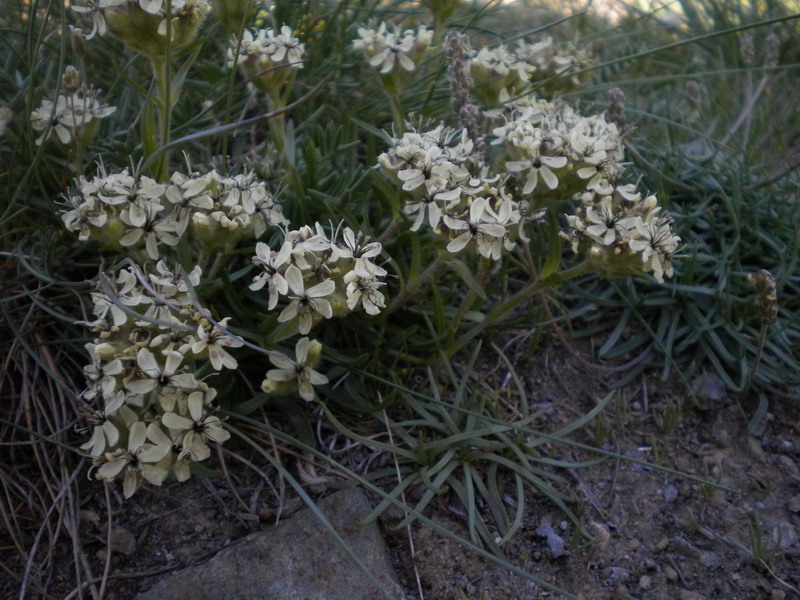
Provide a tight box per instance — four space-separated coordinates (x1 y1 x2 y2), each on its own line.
664 565 678 582
678 590 706 600
769 520 798 550
771 590 786 600
535 525 566 558
109 527 137 556
787 495 800 513
613 584 631 599
691 373 729 407
136 488 405 600
639 575 652 590
699 550 723 569
777 455 799 477
661 484 679 503
748 437 768 463
604 566 629 585
624 447 651 471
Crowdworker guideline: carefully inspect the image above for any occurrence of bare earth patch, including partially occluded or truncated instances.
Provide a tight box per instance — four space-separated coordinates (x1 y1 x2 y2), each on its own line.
4 342 799 600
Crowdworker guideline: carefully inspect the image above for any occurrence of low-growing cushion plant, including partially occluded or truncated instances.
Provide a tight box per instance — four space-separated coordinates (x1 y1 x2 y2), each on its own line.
1 0 797 597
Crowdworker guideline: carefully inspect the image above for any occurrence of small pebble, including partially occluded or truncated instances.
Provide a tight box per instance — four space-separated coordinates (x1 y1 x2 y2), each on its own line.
778 455 799 476
535 525 566 558
108 527 136 556
604 566 629 585
771 590 786 600
664 565 679 582
614 584 631 599
678 591 706 600
639 575 652 590
661 484 679 503
655 538 670 551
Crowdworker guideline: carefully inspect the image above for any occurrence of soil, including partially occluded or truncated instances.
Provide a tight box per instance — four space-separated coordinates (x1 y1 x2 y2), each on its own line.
6 341 800 600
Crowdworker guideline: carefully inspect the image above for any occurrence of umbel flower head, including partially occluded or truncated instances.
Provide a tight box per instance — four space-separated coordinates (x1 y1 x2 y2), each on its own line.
214 0 259 35
564 186 681 283
490 95 626 208
30 87 115 147
353 21 434 91
262 337 327 401
78 261 239 497
73 0 209 58
468 36 593 106
377 122 541 260
249 223 388 337
60 164 286 257
228 25 305 95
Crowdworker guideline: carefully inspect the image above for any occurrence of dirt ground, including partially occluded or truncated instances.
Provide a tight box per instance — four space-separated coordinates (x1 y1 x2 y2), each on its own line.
383 343 800 600
5 340 799 600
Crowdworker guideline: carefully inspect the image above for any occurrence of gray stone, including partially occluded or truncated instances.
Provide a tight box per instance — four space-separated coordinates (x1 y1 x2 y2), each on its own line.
769 520 798 550
691 373 729 406
604 566 629 585
660 484 679 503
535 525 566 558
137 488 406 600
109 527 137 556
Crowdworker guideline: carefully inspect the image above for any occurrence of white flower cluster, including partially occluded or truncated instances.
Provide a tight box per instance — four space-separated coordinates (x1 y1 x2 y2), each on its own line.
262 337 328 402
378 124 540 260
250 223 387 335
73 0 209 40
492 95 680 281
491 97 626 205
60 165 287 259
352 22 434 76
30 88 115 146
79 261 241 497
378 95 680 281
228 25 305 94
564 186 681 283
469 37 592 105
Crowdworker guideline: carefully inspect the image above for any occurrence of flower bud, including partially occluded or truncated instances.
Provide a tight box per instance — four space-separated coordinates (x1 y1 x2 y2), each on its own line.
215 0 258 35
748 269 778 326
587 244 642 280
104 0 208 60
94 342 119 359
70 26 88 59
62 66 82 94
0 106 13 137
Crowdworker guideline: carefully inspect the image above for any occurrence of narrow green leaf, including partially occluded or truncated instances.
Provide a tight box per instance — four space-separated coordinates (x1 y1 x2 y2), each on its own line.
141 101 158 163
541 208 562 278
448 259 488 301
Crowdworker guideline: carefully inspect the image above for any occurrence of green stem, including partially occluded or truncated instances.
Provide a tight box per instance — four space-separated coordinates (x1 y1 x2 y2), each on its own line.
447 259 493 342
377 217 403 246
265 92 288 166
445 260 593 356
388 91 405 135
151 0 177 180
151 57 172 180
386 256 447 315
207 251 227 280
743 322 767 396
